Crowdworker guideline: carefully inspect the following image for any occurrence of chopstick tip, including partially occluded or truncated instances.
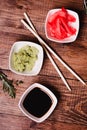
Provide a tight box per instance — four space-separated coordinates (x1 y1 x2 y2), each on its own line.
21 19 24 24
24 12 27 16
81 80 86 86
83 82 87 86
68 87 72 91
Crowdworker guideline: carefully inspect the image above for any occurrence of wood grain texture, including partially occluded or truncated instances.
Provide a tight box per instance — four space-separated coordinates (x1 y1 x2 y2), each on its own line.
0 0 87 130
0 114 87 130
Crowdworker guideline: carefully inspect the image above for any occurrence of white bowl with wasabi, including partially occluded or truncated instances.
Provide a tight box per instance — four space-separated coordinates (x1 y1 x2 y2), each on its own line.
9 41 44 76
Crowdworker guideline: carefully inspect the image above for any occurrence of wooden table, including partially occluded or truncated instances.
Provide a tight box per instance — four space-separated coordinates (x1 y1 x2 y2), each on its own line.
0 0 87 130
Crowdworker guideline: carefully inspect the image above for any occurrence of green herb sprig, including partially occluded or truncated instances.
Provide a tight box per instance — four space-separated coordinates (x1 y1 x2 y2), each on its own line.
0 71 16 98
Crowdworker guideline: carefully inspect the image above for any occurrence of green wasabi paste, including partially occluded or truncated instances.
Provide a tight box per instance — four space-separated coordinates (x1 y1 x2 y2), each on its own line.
12 45 39 72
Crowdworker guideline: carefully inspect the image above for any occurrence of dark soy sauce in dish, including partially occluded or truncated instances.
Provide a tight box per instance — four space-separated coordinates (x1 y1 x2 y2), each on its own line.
23 87 52 117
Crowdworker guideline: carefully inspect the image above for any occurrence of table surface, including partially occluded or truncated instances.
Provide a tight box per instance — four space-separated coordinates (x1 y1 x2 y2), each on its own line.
0 0 87 130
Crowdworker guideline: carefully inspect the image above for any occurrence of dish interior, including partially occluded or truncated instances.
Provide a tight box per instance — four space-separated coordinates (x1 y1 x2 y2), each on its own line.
23 87 52 118
45 8 79 43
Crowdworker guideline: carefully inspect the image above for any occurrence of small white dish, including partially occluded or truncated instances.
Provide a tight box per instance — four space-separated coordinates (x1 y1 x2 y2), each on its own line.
18 83 57 123
9 41 44 76
45 8 79 43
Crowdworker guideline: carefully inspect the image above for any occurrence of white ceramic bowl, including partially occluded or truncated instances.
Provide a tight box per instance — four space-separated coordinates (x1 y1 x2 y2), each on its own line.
45 8 79 43
18 83 57 123
9 41 44 76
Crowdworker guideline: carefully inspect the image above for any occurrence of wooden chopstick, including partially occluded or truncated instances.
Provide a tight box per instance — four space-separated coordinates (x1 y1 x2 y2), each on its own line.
23 12 71 91
45 50 71 91
21 12 86 86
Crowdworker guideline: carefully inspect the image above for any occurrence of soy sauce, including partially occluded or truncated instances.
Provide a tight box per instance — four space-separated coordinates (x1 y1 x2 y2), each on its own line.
23 87 52 117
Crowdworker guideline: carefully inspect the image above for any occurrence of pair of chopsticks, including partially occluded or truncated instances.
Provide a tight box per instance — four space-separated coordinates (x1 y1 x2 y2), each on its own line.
21 12 86 91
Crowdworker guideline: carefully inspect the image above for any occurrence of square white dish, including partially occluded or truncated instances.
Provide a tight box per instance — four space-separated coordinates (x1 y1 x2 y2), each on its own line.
18 83 57 123
9 41 44 76
45 8 79 43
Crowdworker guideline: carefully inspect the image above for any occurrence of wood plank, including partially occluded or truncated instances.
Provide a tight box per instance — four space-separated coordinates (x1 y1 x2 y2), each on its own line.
0 114 87 130
0 0 87 80
0 70 87 125
0 0 87 130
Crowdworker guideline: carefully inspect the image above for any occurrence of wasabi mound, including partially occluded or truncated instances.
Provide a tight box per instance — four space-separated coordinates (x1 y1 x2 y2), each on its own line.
12 45 39 72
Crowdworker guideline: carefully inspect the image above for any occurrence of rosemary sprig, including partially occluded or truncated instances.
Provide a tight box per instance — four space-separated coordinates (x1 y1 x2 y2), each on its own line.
0 71 16 98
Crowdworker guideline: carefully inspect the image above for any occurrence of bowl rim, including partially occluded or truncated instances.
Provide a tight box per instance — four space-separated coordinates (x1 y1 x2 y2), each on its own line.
18 83 57 123
45 8 79 43
9 41 44 76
